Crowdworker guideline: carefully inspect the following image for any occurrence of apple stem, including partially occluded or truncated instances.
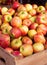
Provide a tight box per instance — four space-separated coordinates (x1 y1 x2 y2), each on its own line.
18 37 22 40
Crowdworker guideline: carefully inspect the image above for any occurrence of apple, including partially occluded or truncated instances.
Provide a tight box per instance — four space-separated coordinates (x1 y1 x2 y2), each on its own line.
29 9 36 16
20 44 33 56
0 15 2 19
0 34 10 48
0 31 2 34
11 38 22 50
32 4 38 10
33 42 44 53
8 8 15 16
10 27 21 38
0 6 2 13
28 30 37 39
12 1 20 9
2 14 12 23
29 23 38 30
17 5 26 12
12 51 23 59
34 33 46 44
45 10 47 18
1 7 8 15
36 14 47 25
37 6 45 13
5 47 13 53
22 19 32 27
1 23 12 34
20 25 29 36
25 4 32 12
18 11 28 20
0 19 2 26
22 36 32 45
29 16 36 23
37 24 47 35
14 12 18 16
27 14 32 19
44 40 47 49
11 16 22 27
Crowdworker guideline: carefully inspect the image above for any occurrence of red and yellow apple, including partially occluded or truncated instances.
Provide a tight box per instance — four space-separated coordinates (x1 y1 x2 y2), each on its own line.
11 38 22 50
1 7 8 15
1 23 12 34
33 42 44 53
29 23 38 30
29 9 36 16
0 34 10 48
11 16 22 27
8 8 15 16
20 25 29 36
18 5 26 12
37 24 47 35
37 6 45 13
2 14 12 23
34 33 46 44
28 29 37 39
5 47 13 53
18 11 28 20
23 19 32 27
22 36 32 45
10 27 21 38
20 44 33 56
25 4 32 12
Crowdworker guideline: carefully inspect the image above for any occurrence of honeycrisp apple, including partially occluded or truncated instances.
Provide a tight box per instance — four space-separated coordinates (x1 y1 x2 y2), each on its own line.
12 51 23 57
23 19 32 27
12 51 23 59
37 24 47 35
37 6 45 13
28 30 37 39
36 14 47 25
25 4 32 12
29 9 36 16
29 23 38 30
0 34 10 48
20 44 33 56
1 7 8 15
8 8 15 16
1 23 12 34
20 25 29 36
11 38 22 50
29 16 36 23
34 33 46 44
5 47 13 53
11 16 22 27
22 36 32 45
32 4 38 10
2 14 12 23
18 11 28 20
18 5 26 12
10 27 21 38
33 42 44 53
0 19 2 26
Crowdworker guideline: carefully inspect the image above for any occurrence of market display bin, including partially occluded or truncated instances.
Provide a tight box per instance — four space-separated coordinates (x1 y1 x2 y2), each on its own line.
0 0 47 65
0 47 47 65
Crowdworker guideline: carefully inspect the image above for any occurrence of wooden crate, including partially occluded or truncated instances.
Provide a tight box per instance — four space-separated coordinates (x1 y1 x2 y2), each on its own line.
0 47 47 65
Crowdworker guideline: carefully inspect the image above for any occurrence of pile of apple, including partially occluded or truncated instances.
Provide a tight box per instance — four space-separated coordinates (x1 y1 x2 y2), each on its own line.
0 1 47 58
